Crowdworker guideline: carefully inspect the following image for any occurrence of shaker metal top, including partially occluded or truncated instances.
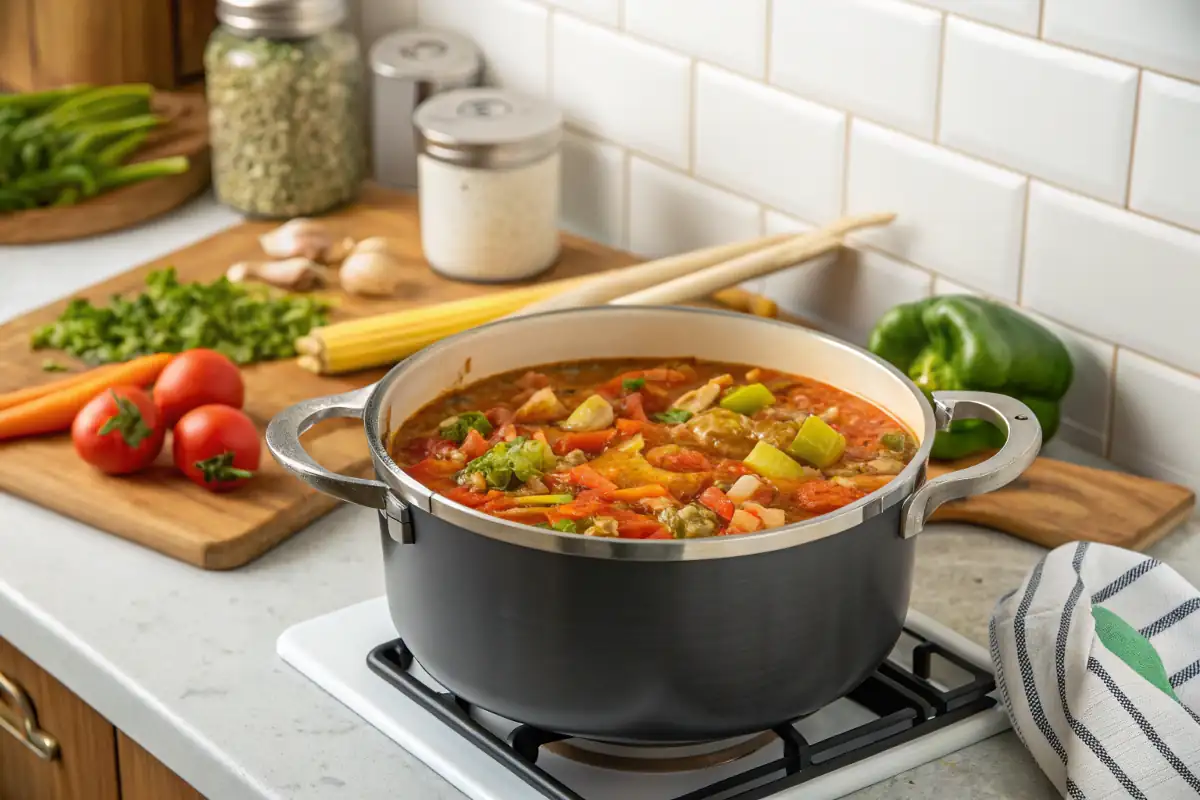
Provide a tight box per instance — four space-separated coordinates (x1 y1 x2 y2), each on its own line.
414 88 563 170
216 0 345 37
369 29 481 83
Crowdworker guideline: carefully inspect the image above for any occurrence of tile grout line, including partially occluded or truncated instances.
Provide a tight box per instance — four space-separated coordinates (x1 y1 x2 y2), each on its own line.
1015 179 1032 305
1123 70 1144 209
932 11 948 143
762 0 775 82
545 8 555 99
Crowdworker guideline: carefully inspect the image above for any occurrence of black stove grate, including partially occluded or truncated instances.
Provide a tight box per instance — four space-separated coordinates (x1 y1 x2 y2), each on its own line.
365 629 997 800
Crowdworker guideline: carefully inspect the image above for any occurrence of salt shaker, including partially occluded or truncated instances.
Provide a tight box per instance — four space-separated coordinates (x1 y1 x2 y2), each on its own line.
369 29 482 191
414 88 563 283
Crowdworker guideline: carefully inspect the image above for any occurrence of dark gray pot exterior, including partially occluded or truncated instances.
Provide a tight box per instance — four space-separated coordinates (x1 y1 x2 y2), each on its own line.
379 498 914 744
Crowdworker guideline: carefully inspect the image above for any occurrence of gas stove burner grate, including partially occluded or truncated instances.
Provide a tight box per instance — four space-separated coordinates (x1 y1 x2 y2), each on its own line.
365 629 997 800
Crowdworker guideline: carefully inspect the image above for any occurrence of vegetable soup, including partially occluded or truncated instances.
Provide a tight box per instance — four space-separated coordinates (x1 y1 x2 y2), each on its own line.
390 359 917 539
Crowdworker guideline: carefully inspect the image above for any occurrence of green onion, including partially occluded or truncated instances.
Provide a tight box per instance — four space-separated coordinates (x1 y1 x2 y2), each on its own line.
880 431 908 452
653 408 693 424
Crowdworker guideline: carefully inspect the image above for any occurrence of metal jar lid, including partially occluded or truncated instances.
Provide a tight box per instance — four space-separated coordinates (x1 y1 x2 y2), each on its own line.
217 0 345 38
414 88 563 170
369 29 481 85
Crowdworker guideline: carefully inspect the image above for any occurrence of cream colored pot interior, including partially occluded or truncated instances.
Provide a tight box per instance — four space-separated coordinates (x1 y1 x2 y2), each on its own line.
377 307 930 443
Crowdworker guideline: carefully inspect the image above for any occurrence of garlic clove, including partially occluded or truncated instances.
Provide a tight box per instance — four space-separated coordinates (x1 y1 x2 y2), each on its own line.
259 218 351 263
226 261 260 283
339 251 405 297
227 257 328 291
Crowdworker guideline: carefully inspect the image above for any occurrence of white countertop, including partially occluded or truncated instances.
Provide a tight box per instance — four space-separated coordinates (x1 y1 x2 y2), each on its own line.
1 196 1196 799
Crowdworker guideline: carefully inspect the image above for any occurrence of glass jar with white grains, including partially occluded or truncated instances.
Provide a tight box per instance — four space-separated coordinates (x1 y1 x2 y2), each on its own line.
414 88 563 283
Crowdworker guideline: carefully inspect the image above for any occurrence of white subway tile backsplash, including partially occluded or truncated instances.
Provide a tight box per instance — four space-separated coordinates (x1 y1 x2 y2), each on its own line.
419 0 1200 484
1043 0 1200 84
1111 351 1200 492
769 0 942 139
1021 313 1114 449
940 18 1138 204
551 14 691 167
546 0 619 26
1024 182 1200 375
846 121 1027 300
417 0 548 96
1130 73 1200 232
625 0 767 77
627 158 762 258
761 212 931 346
1057 422 1105 458
909 0 1040 35
359 0 417 46
560 133 626 247
931 276 983 297
695 66 845 224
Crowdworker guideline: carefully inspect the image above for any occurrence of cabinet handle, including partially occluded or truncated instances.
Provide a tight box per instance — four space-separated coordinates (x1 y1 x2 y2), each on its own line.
0 668 59 761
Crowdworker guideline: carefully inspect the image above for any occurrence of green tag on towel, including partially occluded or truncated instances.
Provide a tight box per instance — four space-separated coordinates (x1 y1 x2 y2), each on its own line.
1092 605 1179 701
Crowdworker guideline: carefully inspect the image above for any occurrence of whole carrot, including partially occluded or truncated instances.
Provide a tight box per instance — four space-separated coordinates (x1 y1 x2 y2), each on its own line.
0 364 120 411
0 353 171 441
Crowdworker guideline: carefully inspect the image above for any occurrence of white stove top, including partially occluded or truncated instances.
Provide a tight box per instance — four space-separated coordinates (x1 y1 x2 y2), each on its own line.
277 598 1009 800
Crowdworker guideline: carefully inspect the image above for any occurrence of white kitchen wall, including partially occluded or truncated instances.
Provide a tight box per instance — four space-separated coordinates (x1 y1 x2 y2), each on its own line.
356 0 1200 493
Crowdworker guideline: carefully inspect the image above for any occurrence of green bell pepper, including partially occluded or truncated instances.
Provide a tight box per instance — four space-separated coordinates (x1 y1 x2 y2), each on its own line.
867 295 1073 460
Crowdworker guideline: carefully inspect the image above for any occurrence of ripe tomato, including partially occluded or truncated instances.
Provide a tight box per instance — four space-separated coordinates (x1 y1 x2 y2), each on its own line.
172 405 261 492
72 387 165 475
153 349 244 428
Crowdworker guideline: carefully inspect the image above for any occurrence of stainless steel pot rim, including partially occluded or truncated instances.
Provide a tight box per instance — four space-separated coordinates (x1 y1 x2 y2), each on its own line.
362 305 938 561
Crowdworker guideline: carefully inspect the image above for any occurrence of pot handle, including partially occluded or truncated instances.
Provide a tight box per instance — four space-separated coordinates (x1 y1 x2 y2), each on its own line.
901 391 1041 539
266 385 390 510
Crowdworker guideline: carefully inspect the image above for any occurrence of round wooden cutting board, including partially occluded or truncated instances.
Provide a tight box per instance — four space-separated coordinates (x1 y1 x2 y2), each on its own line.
0 91 212 245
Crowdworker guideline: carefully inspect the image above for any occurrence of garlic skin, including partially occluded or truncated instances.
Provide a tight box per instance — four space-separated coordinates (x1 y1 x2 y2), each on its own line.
259 218 355 264
227 258 328 291
339 251 405 297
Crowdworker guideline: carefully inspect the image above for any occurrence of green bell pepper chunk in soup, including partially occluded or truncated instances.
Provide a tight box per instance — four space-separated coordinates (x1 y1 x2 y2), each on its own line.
389 358 918 537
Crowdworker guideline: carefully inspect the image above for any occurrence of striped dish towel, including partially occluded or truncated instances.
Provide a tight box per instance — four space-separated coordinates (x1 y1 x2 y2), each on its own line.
991 542 1200 799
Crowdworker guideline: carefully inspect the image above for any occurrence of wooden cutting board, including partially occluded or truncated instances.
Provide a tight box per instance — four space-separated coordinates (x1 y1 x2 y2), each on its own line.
0 91 211 245
0 184 1193 568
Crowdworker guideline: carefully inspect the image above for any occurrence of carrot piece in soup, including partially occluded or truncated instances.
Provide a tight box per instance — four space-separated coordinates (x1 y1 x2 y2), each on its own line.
567 464 619 493
554 429 616 455
795 480 865 515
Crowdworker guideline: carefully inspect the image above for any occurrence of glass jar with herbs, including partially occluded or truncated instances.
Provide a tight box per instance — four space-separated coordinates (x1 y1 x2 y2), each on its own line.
205 0 365 218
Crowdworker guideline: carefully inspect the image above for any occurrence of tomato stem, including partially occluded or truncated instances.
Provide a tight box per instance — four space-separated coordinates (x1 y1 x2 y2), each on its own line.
97 390 152 447
194 451 254 483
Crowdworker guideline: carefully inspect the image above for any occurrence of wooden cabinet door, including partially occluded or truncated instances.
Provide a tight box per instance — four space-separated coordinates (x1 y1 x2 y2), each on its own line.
117 732 205 800
0 636 119 800
175 0 219 83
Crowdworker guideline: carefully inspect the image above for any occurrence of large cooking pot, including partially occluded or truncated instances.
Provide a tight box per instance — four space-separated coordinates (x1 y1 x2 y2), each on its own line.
267 306 1039 743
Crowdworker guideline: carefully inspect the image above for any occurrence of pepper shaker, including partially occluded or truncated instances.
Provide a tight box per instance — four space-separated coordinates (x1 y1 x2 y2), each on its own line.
414 88 564 283
369 29 482 191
